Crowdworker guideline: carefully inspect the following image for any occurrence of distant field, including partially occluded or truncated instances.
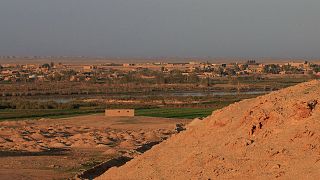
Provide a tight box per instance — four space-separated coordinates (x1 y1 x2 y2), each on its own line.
0 107 218 121
0 91 264 120
0 75 314 122
136 108 215 119
0 108 104 121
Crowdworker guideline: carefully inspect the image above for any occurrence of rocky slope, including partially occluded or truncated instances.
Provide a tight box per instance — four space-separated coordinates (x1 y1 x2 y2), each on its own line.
98 80 320 179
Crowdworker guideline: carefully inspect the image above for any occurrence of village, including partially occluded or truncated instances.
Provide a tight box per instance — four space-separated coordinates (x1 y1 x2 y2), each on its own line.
1 59 320 83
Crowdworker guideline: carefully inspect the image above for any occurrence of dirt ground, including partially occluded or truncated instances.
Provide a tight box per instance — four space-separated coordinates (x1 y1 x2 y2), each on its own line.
99 80 320 179
0 115 189 180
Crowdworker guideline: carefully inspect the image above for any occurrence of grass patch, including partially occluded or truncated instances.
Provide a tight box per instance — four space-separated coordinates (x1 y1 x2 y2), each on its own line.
0 107 219 121
0 108 104 121
136 108 216 119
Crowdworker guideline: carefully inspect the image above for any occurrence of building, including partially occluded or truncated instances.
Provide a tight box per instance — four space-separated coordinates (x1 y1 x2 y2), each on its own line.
123 63 135 67
83 65 97 71
105 109 135 117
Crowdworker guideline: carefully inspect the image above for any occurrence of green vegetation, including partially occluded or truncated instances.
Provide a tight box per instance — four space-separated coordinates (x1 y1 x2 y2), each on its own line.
136 108 215 119
310 64 320 73
0 75 316 121
0 108 104 121
0 107 220 121
0 100 102 110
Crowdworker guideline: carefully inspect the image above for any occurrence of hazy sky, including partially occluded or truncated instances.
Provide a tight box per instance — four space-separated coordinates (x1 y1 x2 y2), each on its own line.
0 0 319 58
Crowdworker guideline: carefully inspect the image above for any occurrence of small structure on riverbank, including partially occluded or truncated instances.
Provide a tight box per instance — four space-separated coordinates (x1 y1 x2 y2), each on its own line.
105 109 135 117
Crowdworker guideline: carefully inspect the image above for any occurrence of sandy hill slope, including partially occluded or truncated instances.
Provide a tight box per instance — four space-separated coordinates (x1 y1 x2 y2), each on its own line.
98 80 320 180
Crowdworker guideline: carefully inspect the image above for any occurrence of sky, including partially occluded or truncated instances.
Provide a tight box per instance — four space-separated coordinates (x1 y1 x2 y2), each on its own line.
0 0 320 58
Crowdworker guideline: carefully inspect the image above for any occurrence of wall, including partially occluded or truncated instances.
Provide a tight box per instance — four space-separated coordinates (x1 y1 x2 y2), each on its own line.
105 109 135 117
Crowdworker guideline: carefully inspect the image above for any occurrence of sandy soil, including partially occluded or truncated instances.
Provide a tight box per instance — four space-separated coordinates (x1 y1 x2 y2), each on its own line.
99 80 320 179
0 115 189 179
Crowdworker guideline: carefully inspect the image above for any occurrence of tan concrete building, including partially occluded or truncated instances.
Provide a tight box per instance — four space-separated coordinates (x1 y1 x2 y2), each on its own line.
105 109 135 117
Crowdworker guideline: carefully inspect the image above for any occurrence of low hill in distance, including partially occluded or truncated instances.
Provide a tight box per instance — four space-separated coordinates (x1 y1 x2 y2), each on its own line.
99 80 320 179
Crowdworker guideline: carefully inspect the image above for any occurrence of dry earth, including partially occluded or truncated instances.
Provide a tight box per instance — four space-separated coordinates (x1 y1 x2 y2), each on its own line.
0 115 189 179
99 80 320 180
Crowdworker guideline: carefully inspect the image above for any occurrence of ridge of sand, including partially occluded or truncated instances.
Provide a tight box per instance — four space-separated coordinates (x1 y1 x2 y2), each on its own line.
98 80 320 179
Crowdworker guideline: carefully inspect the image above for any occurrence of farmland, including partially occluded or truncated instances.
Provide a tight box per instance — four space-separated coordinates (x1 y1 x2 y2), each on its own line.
0 108 103 121
0 74 316 121
0 108 216 121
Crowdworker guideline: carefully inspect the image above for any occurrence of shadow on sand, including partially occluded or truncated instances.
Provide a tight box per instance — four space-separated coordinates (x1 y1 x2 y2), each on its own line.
77 141 162 180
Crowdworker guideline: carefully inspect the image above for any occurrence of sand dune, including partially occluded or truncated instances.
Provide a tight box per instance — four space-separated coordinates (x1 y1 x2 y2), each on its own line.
99 80 320 179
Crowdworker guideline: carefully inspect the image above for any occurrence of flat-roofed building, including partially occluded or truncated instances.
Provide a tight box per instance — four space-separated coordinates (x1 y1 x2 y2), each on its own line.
105 109 135 117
